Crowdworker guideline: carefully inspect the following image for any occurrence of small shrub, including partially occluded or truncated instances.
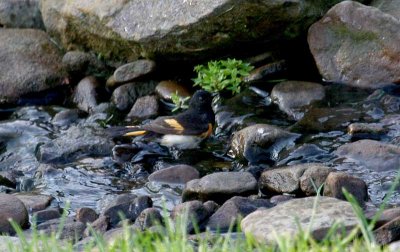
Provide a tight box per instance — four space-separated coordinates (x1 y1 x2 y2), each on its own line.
171 91 190 112
193 58 254 95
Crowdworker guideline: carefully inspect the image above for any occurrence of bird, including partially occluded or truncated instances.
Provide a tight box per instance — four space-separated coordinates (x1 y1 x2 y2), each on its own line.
109 90 215 149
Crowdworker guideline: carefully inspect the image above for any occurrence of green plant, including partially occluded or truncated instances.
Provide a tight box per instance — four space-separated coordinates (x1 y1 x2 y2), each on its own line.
193 58 254 95
171 91 190 112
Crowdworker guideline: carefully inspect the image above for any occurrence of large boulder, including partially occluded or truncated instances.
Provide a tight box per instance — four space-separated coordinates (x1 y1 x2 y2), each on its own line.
0 29 66 104
40 0 367 62
308 1 400 89
0 194 29 234
0 0 44 29
371 0 400 19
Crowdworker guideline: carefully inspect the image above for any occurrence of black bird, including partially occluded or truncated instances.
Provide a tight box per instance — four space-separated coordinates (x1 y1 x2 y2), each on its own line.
110 90 215 149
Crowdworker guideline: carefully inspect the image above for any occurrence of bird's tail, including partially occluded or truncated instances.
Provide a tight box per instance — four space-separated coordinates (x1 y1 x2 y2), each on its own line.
107 126 147 138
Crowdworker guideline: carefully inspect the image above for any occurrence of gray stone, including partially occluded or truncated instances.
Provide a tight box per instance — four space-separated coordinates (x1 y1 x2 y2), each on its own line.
40 220 86 241
372 0 400 20
127 95 159 120
0 236 23 251
76 207 98 224
134 208 163 230
0 29 66 104
73 76 101 113
171 200 209 233
0 0 44 29
241 197 359 242
182 172 258 204
269 195 294 205
206 196 273 231
271 81 325 120
37 126 114 163
62 50 105 76
111 81 157 111
113 60 156 83
323 172 368 205
14 193 53 212
148 164 200 184
203 201 219 216
83 215 109 237
0 194 29 234
0 171 18 188
155 80 191 101
374 216 400 245
335 140 400 172
33 208 61 224
299 164 332 196
389 240 400 252
308 1 400 89
230 124 300 164
52 109 81 127
259 165 308 195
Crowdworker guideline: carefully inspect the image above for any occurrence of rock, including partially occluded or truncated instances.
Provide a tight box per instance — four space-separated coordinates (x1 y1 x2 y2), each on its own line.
0 171 18 188
101 225 140 244
292 107 362 132
83 215 109 237
206 196 273 231
52 109 81 127
40 220 86 241
148 164 200 184
155 80 191 101
110 194 138 206
323 172 368 205
390 241 400 252
0 0 44 29
73 76 102 113
182 172 258 204
102 195 152 227
203 201 219 216
14 193 53 212
259 165 308 195
367 207 400 228
171 201 209 233
335 140 400 172
347 123 388 138
271 81 325 120
37 126 114 163
374 216 400 245
299 164 332 196
76 208 98 224
0 236 24 251
33 208 61 224
40 0 368 62
244 60 287 83
134 208 163 230
126 95 159 120
0 29 66 104
111 81 157 111
308 1 400 89
113 60 156 84
241 197 359 242
372 0 400 19
0 194 29 234
62 50 105 76
229 124 300 164
269 195 294 205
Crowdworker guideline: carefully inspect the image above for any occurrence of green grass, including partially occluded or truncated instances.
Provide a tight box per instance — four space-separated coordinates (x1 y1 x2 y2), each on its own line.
4 173 400 252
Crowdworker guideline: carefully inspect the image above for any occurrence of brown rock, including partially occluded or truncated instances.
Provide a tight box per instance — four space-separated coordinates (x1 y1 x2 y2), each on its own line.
148 164 200 184
0 193 29 234
155 80 190 101
374 216 400 245
76 207 98 224
14 193 53 212
83 215 109 237
126 95 159 119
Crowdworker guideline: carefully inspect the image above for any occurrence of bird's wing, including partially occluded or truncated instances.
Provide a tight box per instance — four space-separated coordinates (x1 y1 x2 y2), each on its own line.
142 114 211 135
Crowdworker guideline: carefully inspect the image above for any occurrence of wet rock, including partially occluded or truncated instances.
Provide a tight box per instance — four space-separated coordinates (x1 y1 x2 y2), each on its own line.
244 60 287 82
113 60 156 84
171 201 209 233
37 126 113 163
299 164 332 196
110 194 138 206
206 196 273 231
134 207 163 230
372 0 400 19
102 195 152 227
83 215 109 237
367 207 400 228
76 208 98 224
308 1 400 89
241 197 359 242
270 195 294 205
148 164 200 184
374 216 400 245
14 193 53 212
323 172 368 205
33 208 61 224
292 107 361 132
335 140 400 172
155 80 191 101
271 81 325 120
244 165 265 181
182 172 258 204
203 201 219 216
0 194 29 234
0 29 66 104
111 81 157 111
73 76 102 113
0 0 44 29
347 123 388 139
126 95 159 119
52 109 81 127
40 0 364 61
0 171 18 188
259 165 307 195
229 124 300 164
62 50 105 76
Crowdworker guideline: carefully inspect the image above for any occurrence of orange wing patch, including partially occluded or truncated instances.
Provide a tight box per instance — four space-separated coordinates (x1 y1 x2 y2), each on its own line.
164 119 184 133
200 123 213 138
124 130 147 137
